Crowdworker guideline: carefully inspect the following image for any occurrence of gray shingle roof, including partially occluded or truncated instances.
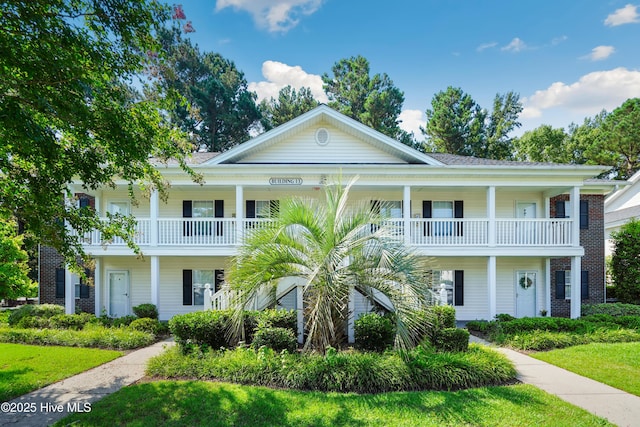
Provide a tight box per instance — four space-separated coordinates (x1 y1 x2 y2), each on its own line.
427 153 565 167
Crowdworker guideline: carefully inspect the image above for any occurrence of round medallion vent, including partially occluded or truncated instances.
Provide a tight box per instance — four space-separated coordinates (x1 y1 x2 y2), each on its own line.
315 128 330 146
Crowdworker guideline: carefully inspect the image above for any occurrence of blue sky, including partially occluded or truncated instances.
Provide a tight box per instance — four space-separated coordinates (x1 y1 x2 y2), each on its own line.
175 1 640 139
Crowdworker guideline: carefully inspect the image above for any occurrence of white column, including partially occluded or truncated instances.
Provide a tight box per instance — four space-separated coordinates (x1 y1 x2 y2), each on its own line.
296 285 304 344
65 268 75 314
487 256 497 320
235 185 244 244
151 256 160 308
570 256 582 318
403 185 411 245
150 189 159 246
487 186 496 246
94 258 102 316
571 186 580 247
543 258 551 317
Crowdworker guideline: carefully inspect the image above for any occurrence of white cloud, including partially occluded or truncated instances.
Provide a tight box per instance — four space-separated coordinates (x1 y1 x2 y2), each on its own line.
476 42 497 52
216 0 322 33
551 35 568 46
582 45 616 61
398 110 426 140
248 60 328 103
521 67 640 119
501 37 527 52
604 4 639 26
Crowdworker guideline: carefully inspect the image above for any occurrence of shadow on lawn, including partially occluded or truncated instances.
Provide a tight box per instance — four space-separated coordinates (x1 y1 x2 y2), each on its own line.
0 367 33 401
58 381 554 427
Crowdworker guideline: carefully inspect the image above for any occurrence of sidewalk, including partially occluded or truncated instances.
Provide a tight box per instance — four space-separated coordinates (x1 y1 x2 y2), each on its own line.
0 338 174 427
470 335 640 427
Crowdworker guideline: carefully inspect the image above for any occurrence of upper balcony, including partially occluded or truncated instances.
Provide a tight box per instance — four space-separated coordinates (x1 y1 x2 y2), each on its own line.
77 216 576 257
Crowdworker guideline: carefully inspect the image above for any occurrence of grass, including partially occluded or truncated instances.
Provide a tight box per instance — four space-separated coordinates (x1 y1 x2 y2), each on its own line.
0 343 122 401
55 380 613 426
531 342 640 397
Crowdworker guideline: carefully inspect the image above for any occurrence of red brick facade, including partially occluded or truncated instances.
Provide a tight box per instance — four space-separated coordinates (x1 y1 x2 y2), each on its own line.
39 246 95 314
549 194 605 317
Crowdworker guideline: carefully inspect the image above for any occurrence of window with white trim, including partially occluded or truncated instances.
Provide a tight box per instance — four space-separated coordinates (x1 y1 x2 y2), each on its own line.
192 270 214 306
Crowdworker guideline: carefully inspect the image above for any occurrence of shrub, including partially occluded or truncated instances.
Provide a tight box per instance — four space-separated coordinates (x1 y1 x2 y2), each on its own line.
49 313 97 330
354 313 396 352
129 318 161 335
132 304 158 320
495 313 515 322
0 325 155 349
611 218 640 303
465 320 491 333
112 315 137 328
430 305 456 329
147 343 516 393
257 309 297 332
8 304 63 326
169 310 233 352
252 327 298 353
582 303 640 317
432 327 469 352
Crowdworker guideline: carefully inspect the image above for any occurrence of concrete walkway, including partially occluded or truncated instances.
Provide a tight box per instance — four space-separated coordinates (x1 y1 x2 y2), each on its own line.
0 338 174 427
470 335 640 427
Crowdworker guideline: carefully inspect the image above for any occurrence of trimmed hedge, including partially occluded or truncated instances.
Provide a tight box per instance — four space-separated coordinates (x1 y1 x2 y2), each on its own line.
0 325 155 350
582 303 640 317
432 327 469 352
132 304 159 320
354 313 396 352
252 327 297 353
169 309 297 353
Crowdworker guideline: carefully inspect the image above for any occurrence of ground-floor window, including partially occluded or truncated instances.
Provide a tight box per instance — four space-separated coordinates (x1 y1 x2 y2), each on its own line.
427 270 464 306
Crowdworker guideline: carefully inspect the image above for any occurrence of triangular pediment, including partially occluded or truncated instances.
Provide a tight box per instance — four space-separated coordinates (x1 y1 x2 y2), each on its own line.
205 105 443 166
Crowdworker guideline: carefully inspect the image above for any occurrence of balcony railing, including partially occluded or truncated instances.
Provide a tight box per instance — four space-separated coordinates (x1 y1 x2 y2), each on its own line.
78 217 574 248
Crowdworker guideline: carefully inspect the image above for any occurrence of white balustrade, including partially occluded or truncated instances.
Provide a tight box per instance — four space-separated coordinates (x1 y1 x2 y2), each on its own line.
79 217 574 248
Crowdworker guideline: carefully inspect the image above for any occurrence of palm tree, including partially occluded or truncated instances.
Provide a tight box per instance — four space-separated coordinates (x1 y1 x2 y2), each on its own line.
227 177 432 352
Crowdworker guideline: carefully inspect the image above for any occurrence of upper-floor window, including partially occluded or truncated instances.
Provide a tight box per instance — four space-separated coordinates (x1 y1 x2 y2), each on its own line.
555 200 589 229
193 201 214 218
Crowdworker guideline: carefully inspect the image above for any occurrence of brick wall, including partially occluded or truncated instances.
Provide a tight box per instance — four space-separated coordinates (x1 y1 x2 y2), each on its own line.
550 194 605 317
39 246 95 314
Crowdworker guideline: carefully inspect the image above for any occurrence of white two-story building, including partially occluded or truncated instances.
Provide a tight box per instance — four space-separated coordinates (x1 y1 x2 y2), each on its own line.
40 105 619 323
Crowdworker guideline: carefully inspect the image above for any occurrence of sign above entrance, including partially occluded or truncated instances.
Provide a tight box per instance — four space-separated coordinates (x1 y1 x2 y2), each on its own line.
269 177 303 185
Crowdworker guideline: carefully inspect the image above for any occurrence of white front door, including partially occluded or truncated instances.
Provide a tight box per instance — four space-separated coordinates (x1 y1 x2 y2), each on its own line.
516 202 537 219
108 271 129 317
516 271 537 318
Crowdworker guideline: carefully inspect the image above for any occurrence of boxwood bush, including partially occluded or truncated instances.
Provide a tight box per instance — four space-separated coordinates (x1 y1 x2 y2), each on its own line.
132 303 158 320
252 327 297 353
431 327 469 352
582 303 640 317
129 318 162 335
169 310 232 352
354 313 396 352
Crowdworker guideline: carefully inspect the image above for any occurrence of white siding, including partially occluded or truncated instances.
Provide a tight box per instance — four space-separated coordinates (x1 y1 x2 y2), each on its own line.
240 124 406 164
276 288 297 311
157 257 230 320
352 290 374 322
428 256 548 320
101 257 150 316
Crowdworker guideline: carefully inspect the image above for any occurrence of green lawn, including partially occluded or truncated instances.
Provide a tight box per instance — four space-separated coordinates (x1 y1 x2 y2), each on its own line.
531 342 640 397
0 343 122 401
56 380 612 427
